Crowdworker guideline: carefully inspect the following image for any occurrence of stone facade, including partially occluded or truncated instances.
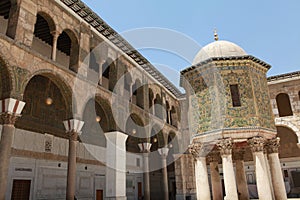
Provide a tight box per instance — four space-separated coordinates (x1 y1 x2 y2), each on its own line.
0 0 300 199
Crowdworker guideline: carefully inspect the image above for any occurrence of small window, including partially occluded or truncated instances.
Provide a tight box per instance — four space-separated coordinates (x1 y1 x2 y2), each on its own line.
230 84 241 107
136 158 140 167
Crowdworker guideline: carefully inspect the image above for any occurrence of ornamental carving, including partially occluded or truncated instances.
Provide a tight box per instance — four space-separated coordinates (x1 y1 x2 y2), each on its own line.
266 137 280 154
217 138 233 156
188 142 210 158
248 136 265 152
1 113 18 125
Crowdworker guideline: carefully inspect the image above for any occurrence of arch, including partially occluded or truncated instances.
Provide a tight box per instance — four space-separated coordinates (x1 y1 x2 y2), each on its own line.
81 98 109 147
57 29 79 72
125 113 146 153
32 12 56 59
154 94 163 119
16 75 69 137
21 70 75 117
166 101 170 124
132 79 144 108
150 124 165 151
94 94 116 131
170 106 178 128
276 126 300 158
149 88 154 113
275 119 300 143
168 131 179 153
276 93 293 117
0 56 13 99
124 70 132 93
101 58 117 92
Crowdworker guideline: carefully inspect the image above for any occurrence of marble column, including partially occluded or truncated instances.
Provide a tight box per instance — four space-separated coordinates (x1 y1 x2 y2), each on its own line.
105 131 128 200
189 143 211 200
158 147 169 200
0 98 25 200
208 152 222 200
138 142 152 200
217 138 238 200
51 31 60 61
248 137 273 200
266 138 287 200
234 151 249 200
63 119 84 200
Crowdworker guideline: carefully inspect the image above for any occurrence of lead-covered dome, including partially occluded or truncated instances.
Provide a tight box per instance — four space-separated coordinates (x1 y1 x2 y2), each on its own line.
193 40 247 65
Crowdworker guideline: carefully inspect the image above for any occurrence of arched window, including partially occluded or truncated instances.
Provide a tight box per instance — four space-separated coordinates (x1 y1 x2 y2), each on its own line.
170 106 177 127
149 88 154 113
132 79 144 108
57 30 79 72
166 101 170 124
154 94 163 119
0 0 11 35
276 93 293 117
101 59 116 92
32 13 55 59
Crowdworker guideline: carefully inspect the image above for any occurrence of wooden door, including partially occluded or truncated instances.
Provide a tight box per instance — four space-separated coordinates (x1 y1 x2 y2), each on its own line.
96 190 103 200
11 180 31 200
138 182 142 199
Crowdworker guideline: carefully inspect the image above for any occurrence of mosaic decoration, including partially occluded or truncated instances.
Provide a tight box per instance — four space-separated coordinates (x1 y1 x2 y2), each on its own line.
184 61 276 136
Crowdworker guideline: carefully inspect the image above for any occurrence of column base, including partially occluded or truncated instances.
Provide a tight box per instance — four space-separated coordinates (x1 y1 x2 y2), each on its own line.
105 197 127 200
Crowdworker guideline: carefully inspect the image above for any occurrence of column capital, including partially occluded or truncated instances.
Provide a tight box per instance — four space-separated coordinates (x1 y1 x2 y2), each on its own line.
0 98 25 125
217 138 233 156
138 142 152 153
188 142 210 158
248 136 266 152
63 119 84 140
266 137 280 154
158 147 169 159
51 30 60 38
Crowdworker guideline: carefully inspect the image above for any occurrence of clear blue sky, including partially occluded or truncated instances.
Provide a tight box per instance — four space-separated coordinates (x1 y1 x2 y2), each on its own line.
82 0 300 84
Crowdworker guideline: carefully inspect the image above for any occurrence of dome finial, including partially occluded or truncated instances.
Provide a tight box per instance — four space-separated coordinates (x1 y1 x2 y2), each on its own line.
214 29 219 41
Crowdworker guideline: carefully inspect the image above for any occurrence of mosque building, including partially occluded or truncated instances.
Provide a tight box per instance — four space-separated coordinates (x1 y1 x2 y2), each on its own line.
0 0 299 199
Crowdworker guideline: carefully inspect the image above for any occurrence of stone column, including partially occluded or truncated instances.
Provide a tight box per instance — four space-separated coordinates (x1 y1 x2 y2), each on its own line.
105 131 128 200
234 151 249 200
208 152 223 200
158 147 169 200
63 119 84 200
189 143 211 200
266 138 287 200
217 138 238 200
248 137 273 200
138 142 152 200
51 31 60 61
0 98 25 199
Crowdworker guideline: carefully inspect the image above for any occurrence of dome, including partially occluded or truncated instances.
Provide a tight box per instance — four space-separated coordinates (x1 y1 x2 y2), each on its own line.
193 40 247 65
